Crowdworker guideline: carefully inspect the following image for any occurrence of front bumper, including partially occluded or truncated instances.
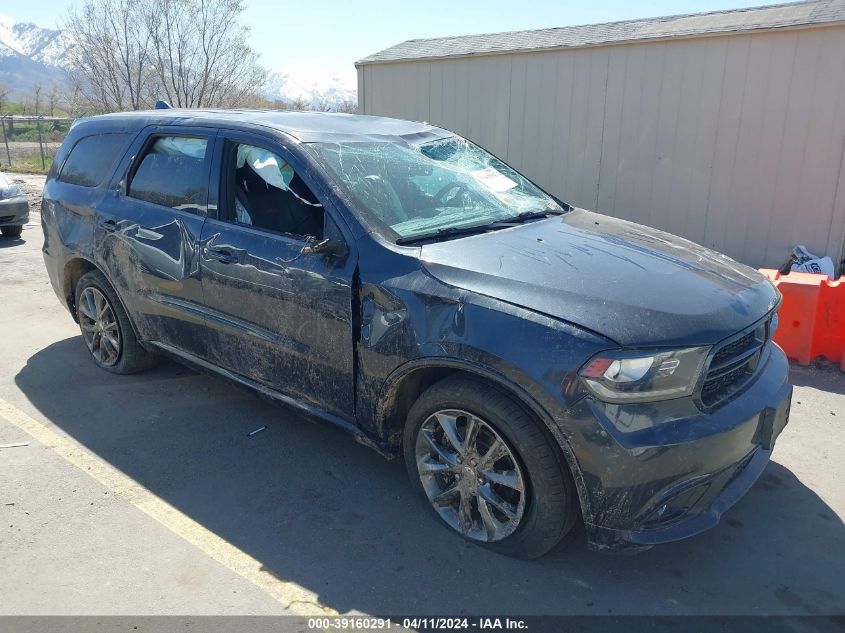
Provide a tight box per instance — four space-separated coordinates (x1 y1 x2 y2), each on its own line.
0 196 30 226
566 343 792 552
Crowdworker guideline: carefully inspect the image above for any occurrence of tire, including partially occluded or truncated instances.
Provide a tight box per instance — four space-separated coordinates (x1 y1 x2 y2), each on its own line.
403 375 579 559
1 225 23 237
74 270 157 374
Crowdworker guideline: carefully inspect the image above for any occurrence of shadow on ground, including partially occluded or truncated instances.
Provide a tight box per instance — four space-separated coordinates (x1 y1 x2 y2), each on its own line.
15 337 845 616
0 235 25 248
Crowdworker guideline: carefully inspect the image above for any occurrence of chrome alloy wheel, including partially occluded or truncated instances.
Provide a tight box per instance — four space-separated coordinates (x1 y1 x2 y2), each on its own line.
78 287 121 367
415 409 527 541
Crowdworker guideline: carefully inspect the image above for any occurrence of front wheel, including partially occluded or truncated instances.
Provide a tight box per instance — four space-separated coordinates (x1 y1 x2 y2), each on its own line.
403 376 579 559
1 225 23 237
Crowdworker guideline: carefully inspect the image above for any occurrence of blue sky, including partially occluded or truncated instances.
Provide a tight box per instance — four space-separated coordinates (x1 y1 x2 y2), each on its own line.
5 0 760 75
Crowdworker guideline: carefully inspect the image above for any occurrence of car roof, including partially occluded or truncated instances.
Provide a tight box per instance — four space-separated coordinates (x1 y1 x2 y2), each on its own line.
81 109 450 144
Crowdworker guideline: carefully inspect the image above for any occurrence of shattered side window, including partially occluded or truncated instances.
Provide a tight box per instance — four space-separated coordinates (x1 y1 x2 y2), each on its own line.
225 143 323 239
312 135 562 241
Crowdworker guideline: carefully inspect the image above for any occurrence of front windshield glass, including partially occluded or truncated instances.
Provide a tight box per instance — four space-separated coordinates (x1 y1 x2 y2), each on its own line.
311 136 564 242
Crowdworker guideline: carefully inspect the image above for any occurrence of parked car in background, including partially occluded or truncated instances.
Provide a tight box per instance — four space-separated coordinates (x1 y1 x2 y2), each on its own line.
0 172 29 237
40 110 792 558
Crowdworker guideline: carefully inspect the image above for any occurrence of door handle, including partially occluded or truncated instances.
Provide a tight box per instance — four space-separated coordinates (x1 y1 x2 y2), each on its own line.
206 246 239 264
98 219 118 232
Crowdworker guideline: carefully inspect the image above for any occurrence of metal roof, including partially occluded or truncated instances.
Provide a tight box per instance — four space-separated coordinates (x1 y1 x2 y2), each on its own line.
84 109 442 143
356 0 845 65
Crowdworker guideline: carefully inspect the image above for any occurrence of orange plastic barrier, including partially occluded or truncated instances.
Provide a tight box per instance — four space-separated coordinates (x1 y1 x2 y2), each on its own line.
760 269 845 370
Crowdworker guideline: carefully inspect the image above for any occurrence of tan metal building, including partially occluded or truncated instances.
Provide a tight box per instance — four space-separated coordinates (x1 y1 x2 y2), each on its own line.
356 0 845 269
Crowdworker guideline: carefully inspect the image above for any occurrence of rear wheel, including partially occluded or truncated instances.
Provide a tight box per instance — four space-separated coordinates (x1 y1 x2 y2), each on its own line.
403 376 579 559
1 225 23 237
74 270 157 374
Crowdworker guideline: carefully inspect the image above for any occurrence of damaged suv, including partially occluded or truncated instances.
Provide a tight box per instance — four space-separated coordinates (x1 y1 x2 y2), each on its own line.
41 110 792 558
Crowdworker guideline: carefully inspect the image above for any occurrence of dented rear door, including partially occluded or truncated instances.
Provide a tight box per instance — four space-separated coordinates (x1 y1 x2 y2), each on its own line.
96 125 216 356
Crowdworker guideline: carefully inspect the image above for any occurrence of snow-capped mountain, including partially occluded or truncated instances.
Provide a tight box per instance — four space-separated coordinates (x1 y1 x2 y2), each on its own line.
0 14 71 67
262 68 357 110
0 12 358 110
0 14 69 97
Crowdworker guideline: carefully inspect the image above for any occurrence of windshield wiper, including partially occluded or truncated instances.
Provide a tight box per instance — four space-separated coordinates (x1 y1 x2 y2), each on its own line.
504 208 565 223
395 221 508 245
395 209 564 246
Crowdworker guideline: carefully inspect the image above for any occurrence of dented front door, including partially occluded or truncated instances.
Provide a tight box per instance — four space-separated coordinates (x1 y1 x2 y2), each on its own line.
198 131 357 420
199 221 357 419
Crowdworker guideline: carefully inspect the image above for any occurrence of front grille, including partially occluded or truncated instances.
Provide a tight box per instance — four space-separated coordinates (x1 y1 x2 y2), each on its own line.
711 331 755 366
702 363 751 402
0 215 14 223
700 315 773 408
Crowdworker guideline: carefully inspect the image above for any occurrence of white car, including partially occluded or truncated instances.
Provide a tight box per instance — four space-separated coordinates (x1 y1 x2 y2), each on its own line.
0 172 29 237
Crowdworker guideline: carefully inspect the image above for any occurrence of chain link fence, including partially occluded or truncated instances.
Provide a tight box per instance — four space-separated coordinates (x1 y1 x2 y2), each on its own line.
0 115 73 174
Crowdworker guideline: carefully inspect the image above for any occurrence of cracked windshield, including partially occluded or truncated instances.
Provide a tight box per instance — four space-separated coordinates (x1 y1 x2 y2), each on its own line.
313 136 564 242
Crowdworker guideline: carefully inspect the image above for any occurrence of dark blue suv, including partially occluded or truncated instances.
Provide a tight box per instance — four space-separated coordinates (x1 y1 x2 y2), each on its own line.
41 110 792 558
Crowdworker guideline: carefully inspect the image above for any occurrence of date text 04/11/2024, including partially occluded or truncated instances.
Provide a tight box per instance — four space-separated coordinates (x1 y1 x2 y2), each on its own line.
307 618 529 630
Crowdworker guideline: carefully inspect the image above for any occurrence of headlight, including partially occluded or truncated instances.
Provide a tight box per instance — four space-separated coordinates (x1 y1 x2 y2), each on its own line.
1 184 22 199
578 347 710 403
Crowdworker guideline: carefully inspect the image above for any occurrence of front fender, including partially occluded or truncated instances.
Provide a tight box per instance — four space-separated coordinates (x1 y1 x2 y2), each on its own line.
354 265 614 526
378 353 602 525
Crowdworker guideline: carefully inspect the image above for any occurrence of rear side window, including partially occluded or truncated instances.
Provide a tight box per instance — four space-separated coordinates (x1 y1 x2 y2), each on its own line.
58 133 129 187
128 136 211 213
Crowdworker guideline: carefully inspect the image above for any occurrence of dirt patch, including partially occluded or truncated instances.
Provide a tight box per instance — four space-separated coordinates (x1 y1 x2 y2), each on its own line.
10 173 46 215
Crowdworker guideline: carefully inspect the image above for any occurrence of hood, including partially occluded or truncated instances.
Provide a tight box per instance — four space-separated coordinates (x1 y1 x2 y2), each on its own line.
419 209 778 347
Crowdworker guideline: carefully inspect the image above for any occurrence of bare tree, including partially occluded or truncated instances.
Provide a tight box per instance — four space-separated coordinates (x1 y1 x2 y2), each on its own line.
47 84 62 117
311 97 332 113
284 97 310 112
65 0 153 111
335 99 358 114
277 96 359 114
64 77 84 117
31 83 43 116
66 0 266 111
143 0 267 108
238 93 276 109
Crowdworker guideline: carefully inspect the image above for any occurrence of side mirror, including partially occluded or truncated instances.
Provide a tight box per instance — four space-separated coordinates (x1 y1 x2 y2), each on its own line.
300 238 346 257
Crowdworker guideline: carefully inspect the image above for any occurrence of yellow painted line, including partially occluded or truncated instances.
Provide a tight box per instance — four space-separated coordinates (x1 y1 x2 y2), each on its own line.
0 397 338 616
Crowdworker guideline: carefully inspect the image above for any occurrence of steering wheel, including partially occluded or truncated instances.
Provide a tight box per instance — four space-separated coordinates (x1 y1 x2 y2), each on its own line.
434 182 473 207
